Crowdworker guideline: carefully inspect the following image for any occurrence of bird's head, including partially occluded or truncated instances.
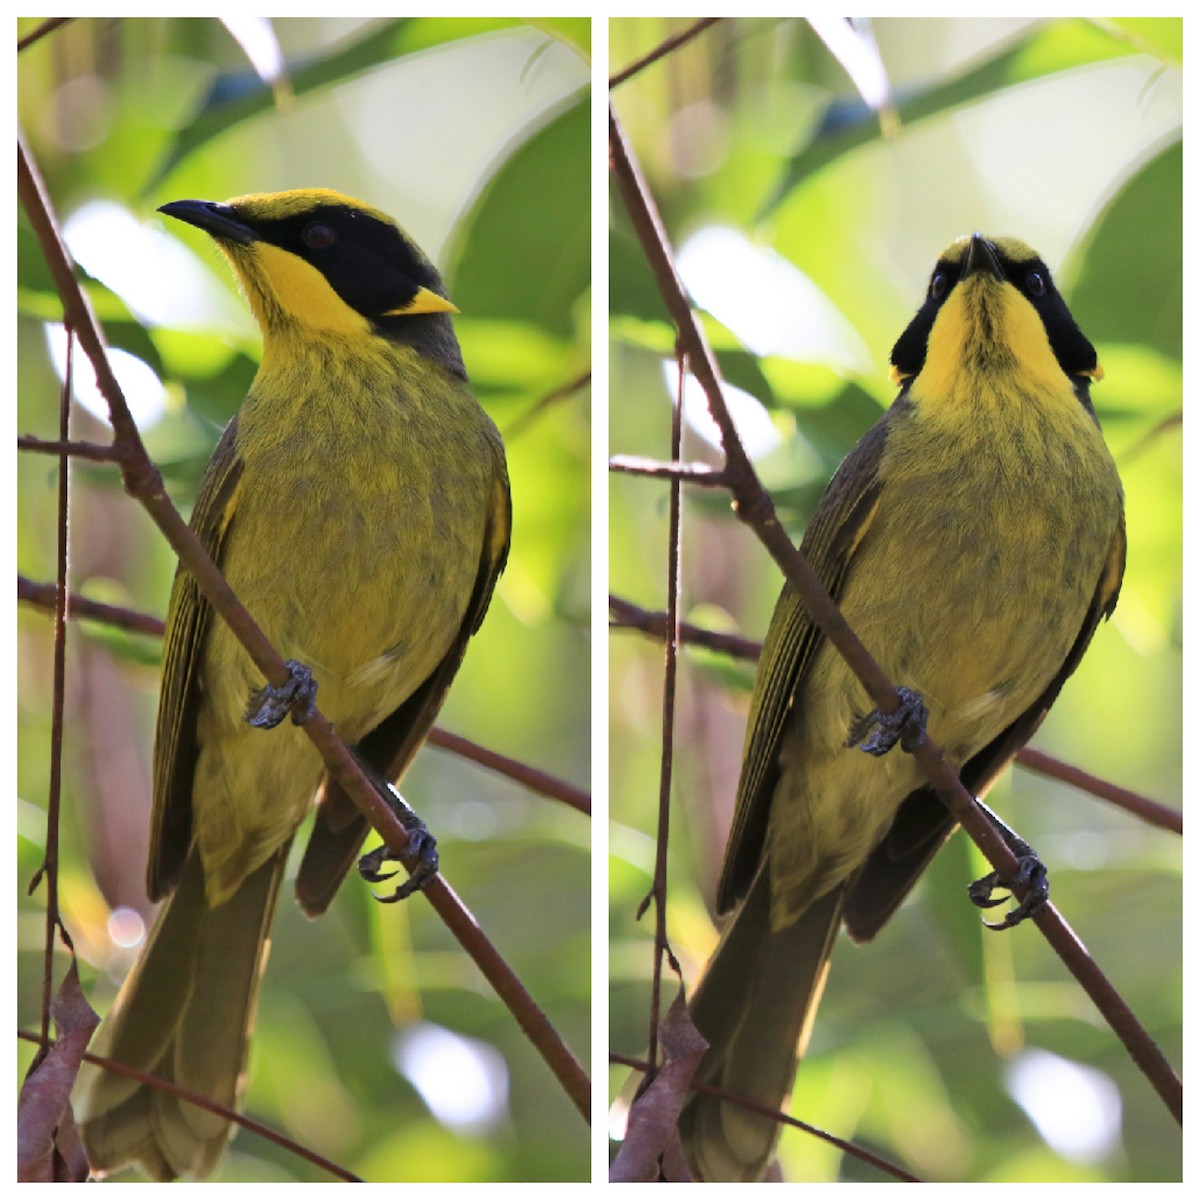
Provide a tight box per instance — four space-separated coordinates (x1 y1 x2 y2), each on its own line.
160 188 463 372
890 233 1102 400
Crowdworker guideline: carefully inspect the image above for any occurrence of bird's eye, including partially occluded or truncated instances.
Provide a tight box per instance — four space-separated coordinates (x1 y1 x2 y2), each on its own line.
302 222 336 249
1025 270 1046 297
929 272 948 301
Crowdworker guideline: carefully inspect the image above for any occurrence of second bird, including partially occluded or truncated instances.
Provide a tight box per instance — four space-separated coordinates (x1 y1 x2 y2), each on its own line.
678 234 1125 1181
75 188 511 1180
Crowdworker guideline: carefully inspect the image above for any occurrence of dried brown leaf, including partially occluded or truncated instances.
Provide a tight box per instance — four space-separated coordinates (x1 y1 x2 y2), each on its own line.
609 990 708 1182
17 961 100 1181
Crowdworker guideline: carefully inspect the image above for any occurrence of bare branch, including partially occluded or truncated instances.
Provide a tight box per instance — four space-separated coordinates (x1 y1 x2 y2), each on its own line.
610 454 727 485
17 436 128 464
1016 747 1182 835
17 17 73 53
504 370 591 439
610 18 723 89
638 344 688 1075
427 727 590 816
34 324 73 1047
609 594 761 661
18 575 166 638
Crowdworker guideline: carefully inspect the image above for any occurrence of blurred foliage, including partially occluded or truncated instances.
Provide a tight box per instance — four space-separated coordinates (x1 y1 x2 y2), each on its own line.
610 17 1180 1183
17 16 589 1183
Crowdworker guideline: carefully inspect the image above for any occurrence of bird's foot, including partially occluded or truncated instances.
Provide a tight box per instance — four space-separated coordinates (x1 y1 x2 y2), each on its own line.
846 686 928 756
246 660 318 728
358 788 440 903
967 817 1049 930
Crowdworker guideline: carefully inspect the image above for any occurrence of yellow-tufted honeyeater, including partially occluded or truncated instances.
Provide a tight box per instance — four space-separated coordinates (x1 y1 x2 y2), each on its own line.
74 189 510 1180
678 234 1125 1181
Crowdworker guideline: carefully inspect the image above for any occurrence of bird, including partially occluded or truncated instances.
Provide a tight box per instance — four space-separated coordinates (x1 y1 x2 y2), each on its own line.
74 188 511 1180
677 233 1125 1181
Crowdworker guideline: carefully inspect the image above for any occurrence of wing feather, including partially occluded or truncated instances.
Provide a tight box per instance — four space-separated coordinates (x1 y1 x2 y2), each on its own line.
147 419 244 901
715 412 892 913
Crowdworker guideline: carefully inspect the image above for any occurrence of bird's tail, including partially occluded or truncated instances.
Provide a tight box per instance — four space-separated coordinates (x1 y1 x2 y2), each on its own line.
74 843 288 1180
678 867 844 1181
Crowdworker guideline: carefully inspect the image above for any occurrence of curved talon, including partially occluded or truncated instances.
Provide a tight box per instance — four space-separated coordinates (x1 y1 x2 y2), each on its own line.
846 686 929 756
357 845 399 884
968 853 1049 931
357 831 440 903
246 660 318 729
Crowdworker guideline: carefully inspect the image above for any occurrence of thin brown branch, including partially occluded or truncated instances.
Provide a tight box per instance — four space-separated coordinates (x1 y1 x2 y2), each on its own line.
17 17 73 53
17 435 128 464
609 454 728 485
19 130 589 1123
36 325 73 1047
18 575 166 638
1015 747 1182 835
503 370 591 439
1118 408 1181 466
641 342 688 1076
427 727 590 816
609 594 761 661
610 1052 919 1182
609 101 1182 1125
16 1029 359 1182
609 18 723 89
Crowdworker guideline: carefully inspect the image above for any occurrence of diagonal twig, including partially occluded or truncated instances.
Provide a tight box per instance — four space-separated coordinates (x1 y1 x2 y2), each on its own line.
610 18 723 89
17 17 73 53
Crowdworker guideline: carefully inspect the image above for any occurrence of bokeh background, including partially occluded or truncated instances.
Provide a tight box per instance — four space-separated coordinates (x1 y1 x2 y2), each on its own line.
17 17 590 1183
610 17 1181 1183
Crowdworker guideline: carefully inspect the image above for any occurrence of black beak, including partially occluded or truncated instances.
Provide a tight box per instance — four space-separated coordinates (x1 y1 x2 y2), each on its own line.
961 232 1004 281
159 199 256 246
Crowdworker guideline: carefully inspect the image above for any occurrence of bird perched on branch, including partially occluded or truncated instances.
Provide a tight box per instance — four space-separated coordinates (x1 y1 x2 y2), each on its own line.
678 234 1124 1181
75 188 510 1180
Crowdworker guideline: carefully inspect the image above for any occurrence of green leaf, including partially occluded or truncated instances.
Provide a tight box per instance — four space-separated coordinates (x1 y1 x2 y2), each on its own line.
1068 139 1182 359
144 17 520 192
1092 17 1182 68
763 19 1139 216
446 95 589 340
525 18 590 62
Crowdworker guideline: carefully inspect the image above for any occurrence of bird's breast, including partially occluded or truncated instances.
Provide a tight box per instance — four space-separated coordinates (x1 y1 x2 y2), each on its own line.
207 353 499 739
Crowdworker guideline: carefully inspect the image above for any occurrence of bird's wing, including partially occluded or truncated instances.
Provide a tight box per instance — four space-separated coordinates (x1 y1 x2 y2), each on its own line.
148 418 244 901
295 451 512 916
715 412 892 914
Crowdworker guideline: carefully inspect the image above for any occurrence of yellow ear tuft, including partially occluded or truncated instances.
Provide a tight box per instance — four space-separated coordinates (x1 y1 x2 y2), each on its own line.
385 286 459 317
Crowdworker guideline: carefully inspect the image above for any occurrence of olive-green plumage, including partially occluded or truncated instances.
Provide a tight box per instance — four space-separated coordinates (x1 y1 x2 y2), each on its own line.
679 234 1124 1181
74 188 510 1180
